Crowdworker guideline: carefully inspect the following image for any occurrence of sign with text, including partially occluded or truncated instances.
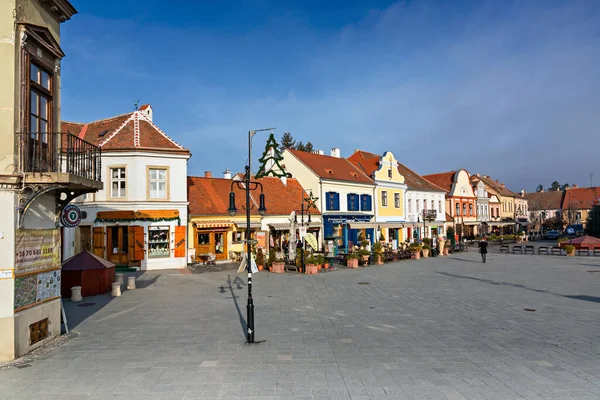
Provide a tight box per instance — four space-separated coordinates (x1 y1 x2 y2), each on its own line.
255 231 267 250
15 229 60 276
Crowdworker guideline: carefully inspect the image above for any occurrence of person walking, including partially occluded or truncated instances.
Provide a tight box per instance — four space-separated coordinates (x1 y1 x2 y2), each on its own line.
478 236 488 263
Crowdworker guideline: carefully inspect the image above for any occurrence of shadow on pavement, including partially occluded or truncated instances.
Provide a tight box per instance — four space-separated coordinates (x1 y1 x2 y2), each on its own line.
226 275 247 339
446 257 482 264
437 271 600 304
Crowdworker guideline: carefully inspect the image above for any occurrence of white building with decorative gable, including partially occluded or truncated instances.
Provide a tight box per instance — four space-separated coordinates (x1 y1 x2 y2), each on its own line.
61 105 191 270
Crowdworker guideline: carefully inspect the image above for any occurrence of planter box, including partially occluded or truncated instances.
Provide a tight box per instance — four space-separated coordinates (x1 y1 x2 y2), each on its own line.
412 252 420 260
422 249 430 258
305 263 318 274
271 261 285 273
375 255 384 265
347 258 359 268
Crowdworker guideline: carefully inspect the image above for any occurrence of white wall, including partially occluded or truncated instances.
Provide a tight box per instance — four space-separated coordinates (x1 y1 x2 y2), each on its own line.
405 190 446 223
281 150 321 209
93 152 189 203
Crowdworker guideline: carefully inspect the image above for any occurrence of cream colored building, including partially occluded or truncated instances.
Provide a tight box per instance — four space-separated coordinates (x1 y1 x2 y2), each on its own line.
0 1 102 362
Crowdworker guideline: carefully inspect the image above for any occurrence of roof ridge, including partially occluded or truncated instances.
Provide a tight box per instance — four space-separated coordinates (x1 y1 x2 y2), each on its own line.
137 111 185 150
397 161 447 192
99 113 135 147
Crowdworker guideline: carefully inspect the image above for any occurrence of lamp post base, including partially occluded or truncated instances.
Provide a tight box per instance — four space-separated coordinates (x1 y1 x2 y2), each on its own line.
246 299 255 343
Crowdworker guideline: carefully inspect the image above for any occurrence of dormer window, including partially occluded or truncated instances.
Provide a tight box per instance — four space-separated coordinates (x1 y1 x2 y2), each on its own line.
388 168 392 178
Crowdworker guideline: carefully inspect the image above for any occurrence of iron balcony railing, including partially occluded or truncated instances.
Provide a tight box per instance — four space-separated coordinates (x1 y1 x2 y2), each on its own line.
17 132 102 182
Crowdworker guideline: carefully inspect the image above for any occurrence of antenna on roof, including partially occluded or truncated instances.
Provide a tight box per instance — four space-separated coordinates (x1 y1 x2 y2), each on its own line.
590 172 595 188
133 100 140 110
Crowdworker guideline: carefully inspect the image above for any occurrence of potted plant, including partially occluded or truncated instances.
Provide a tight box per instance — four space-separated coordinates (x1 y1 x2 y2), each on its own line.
373 242 384 265
563 244 575 256
346 252 359 268
422 244 431 258
256 248 265 271
361 239 369 248
444 239 451 255
271 251 285 273
267 248 275 272
358 249 371 266
316 254 324 271
409 243 422 259
323 256 330 270
305 254 318 274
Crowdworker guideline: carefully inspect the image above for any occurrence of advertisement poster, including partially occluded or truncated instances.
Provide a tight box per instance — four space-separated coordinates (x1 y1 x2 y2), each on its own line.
14 275 37 310
36 270 61 303
15 229 60 276
255 231 267 250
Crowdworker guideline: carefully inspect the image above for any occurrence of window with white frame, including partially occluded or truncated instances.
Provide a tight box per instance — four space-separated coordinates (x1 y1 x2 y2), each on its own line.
110 167 126 198
149 168 167 199
438 200 442 213
408 199 412 213
394 193 400 208
381 191 388 207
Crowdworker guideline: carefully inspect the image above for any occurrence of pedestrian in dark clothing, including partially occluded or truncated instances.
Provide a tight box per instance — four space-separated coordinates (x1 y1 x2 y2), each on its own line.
478 237 488 263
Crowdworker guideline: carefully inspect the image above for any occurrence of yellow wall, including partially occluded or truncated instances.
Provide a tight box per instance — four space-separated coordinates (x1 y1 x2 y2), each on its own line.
373 152 406 220
188 215 262 254
377 188 404 217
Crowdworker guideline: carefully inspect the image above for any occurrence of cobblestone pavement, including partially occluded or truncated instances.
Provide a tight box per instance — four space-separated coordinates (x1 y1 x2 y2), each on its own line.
1 252 600 399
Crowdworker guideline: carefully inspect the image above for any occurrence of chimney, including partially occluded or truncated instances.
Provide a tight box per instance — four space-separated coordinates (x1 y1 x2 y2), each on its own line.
317 150 324 155
501 183 505 188
223 169 232 179
138 104 153 122
521 189 526 197
204 171 212 178
476 173 481 177
330 148 341 158
572 184 578 189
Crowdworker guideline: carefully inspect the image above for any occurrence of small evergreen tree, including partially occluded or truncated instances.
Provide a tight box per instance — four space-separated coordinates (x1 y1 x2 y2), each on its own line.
280 132 296 151
586 203 600 236
536 184 544 192
304 141 314 153
296 141 306 152
549 181 561 191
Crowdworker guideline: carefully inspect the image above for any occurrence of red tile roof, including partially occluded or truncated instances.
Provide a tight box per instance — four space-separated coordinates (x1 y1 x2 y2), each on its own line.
348 150 445 192
61 106 188 153
562 187 600 210
472 175 518 197
287 149 373 184
422 171 456 193
188 176 321 216
525 191 564 211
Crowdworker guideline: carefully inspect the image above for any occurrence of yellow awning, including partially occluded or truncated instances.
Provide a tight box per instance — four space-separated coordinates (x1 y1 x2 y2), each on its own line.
194 220 234 229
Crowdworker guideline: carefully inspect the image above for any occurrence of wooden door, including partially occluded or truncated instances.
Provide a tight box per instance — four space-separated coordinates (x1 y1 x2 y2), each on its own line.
214 231 227 260
195 230 211 257
107 226 129 265
92 227 105 258
79 226 92 253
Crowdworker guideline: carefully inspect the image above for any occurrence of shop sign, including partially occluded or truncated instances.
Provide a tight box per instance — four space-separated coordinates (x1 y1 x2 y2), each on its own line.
15 229 60 276
60 204 82 227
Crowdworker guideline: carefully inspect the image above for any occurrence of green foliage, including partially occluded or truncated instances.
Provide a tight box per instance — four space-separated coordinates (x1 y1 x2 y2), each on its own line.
447 227 455 238
422 244 431 250
550 181 561 191
372 242 383 255
346 252 359 260
296 141 306 151
409 243 422 252
358 249 371 257
563 244 575 253
422 238 432 246
361 239 369 247
586 204 600 237
268 248 276 266
255 248 265 265
304 141 314 153
280 132 296 151
305 253 317 265
255 132 286 179
536 184 544 192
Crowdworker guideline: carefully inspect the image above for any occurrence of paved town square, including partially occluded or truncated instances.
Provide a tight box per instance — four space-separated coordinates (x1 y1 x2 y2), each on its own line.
2 252 600 400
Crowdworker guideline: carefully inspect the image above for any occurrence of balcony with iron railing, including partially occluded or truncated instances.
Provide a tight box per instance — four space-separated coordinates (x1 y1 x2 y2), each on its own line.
17 132 103 190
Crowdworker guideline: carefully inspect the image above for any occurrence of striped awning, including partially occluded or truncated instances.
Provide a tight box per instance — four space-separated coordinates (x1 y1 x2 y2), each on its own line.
269 223 293 231
235 222 262 229
194 220 234 229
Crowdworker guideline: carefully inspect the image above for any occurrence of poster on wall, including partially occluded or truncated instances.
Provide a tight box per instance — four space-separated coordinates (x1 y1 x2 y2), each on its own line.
15 229 60 276
14 275 37 310
255 231 267 250
36 270 61 303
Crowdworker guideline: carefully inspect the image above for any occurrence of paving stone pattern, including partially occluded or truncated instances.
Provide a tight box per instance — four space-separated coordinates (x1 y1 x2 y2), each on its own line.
1 252 600 399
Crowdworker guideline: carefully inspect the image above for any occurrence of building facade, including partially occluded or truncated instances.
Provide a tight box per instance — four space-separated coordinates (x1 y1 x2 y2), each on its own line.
282 148 375 252
526 190 564 231
0 0 103 361
471 174 519 233
424 170 478 238
61 105 190 270
348 150 407 244
187 173 320 262
473 180 490 234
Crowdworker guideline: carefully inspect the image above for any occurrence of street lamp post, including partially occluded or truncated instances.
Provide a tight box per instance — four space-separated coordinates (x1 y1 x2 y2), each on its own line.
227 128 273 344
293 190 318 271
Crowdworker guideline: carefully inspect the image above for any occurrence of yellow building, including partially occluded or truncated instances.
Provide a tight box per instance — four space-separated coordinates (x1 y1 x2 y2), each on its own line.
348 150 407 244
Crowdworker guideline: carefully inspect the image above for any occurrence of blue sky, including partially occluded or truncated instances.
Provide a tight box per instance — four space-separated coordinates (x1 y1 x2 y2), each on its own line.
60 0 600 192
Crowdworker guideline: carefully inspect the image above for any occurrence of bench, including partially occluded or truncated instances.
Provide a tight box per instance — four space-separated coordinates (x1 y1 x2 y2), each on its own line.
524 245 535 255
594 249 600 256
512 245 523 254
577 249 590 256
499 245 509 254
551 246 563 256
538 246 549 255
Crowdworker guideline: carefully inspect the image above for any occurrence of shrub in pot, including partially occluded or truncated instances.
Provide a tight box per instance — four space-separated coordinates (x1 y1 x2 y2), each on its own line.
256 248 265 271
346 252 359 268
358 249 371 266
373 242 384 264
271 251 285 273
421 244 431 258
305 254 318 274
563 244 575 256
409 244 422 259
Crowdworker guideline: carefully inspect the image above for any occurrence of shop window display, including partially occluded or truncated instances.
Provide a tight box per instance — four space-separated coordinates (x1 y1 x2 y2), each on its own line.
149 226 170 258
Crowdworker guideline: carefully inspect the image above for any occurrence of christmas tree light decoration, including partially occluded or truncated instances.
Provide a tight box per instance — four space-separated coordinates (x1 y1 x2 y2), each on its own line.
255 132 288 180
